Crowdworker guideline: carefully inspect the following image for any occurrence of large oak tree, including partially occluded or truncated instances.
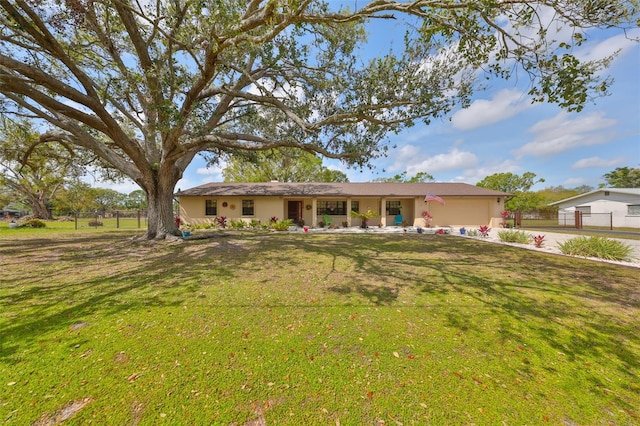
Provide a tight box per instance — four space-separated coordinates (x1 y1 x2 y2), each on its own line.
0 1 636 238
0 118 86 218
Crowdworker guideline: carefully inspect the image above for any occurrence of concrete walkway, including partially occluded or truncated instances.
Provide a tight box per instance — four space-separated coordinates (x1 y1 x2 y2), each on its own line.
304 225 640 268
481 227 640 268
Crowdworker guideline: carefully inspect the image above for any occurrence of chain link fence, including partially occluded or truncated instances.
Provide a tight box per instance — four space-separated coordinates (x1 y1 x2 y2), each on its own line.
510 210 617 230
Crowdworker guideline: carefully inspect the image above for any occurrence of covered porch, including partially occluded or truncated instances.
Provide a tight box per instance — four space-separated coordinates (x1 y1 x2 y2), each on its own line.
285 196 425 228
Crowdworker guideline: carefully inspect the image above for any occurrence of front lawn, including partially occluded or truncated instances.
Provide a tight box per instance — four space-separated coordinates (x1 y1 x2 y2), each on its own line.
0 231 638 424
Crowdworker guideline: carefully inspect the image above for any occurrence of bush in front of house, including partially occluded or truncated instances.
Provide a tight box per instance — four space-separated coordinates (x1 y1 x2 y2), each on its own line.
558 236 633 261
229 219 246 229
270 219 293 231
497 230 532 244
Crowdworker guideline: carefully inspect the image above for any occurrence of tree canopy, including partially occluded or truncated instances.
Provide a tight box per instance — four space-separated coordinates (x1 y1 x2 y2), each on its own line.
0 118 85 218
0 0 636 238
476 171 546 211
602 167 640 188
372 171 434 183
222 148 348 182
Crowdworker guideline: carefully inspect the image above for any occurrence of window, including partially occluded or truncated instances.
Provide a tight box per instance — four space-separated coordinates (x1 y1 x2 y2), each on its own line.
628 205 640 216
351 201 359 212
242 200 254 216
576 206 591 216
386 201 402 215
604 191 610 196
205 199 217 216
317 200 346 215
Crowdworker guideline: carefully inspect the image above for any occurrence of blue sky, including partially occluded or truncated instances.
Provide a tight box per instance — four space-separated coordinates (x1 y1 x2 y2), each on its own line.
97 9 640 195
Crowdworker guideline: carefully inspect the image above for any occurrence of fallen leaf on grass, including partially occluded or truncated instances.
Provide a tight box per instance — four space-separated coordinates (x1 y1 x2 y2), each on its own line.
32 398 92 425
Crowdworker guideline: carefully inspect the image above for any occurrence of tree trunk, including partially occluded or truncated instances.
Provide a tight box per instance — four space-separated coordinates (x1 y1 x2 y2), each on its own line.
142 168 181 240
30 194 52 220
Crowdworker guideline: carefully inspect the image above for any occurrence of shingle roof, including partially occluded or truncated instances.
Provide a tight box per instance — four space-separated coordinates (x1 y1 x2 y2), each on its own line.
547 187 640 206
175 182 510 197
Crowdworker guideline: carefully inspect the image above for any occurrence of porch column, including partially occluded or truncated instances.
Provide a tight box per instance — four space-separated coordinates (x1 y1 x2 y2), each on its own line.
346 197 352 227
380 197 387 227
312 198 318 227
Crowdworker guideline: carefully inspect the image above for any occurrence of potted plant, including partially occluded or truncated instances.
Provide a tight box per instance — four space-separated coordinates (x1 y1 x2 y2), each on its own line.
459 227 466 235
350 209 379 229
180 224 192 237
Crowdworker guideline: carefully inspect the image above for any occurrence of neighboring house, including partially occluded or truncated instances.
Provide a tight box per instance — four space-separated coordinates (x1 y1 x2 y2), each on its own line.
176 182 510 228
1 206 28 218
548 188 640 229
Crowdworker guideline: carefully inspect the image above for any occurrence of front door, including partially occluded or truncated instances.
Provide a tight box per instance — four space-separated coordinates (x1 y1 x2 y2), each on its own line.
287 200 303 224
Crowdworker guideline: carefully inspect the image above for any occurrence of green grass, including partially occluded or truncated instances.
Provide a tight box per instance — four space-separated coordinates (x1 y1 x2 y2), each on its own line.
1 229 639 424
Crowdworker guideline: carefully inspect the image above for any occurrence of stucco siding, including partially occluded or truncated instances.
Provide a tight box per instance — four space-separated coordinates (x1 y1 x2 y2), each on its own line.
419 197 499 228
178 194 503 228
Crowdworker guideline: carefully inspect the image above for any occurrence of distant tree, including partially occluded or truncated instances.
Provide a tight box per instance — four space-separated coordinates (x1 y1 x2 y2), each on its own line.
52 180 98 217
222 149 348 182
373 171 434 183
477 172 545 211
92 188 128 213
0 186 11 210
125 190 148 210
0 119 85 219
537 185 594 205
602 167 640 188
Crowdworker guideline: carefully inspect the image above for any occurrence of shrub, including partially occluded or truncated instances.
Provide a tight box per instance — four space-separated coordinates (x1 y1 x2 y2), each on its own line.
497 230 532 244
271 219 293 231
558 236 633 261
215 216 227 228
478 225 491 237
533 235 545 248
23 219 46 228
229 219 246 229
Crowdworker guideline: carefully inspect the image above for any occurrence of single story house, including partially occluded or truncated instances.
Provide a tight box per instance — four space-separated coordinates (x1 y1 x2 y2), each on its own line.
548 188 640 229
175 182 510 229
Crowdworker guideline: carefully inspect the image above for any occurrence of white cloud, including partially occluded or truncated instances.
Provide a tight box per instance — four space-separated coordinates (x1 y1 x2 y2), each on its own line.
452 160 521 184
395 147 478 176
450 89 533 131
576 29 640 65
514 111 617 158
572 156 625 169
195 163 224 183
